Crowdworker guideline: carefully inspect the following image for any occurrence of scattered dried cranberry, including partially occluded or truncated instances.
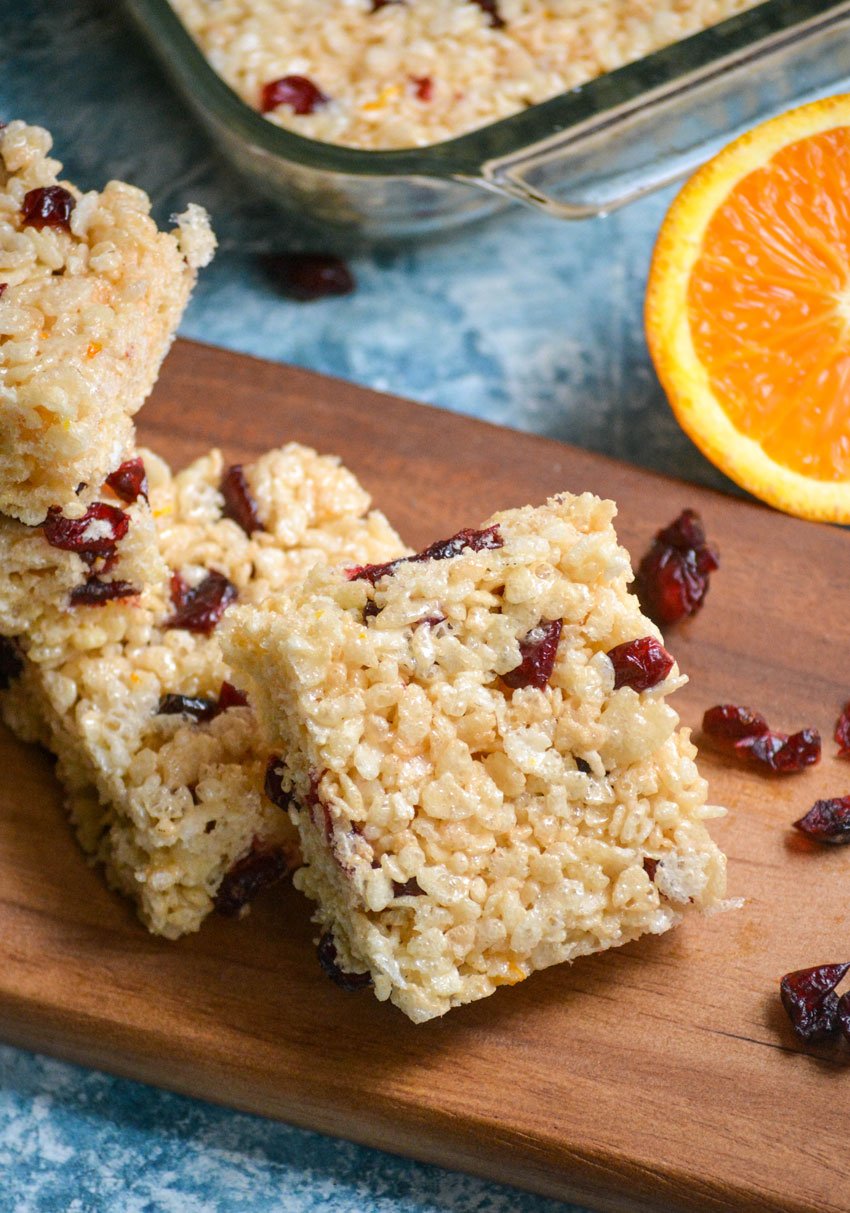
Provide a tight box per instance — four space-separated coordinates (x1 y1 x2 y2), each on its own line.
643 857 659 882
503 619 562 691
780 962 850 1042
43 502 129 557
264 755 291 811
348 524 503 586
69 577 138 606
371 0 403 9
835 702 850 758
393 877 425 897
793 798 850 845
261 75 328 114
702 704 820 773
411 75 433 101
316 932 372 990
702 704 769 742
0 636 23 690
607 636 674 692
214 842 289 916
634 509 719 627
262 252 355 302
105 457 148 504
218 680 248 711
741 728 821 773
21 185 76 232
166 570 237 634
471 0 505 27
220 464 264 534
158 693 219 722
0 283 6 299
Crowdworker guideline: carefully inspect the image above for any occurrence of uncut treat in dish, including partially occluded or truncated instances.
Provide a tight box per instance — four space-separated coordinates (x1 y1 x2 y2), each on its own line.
225 492 727 1022
0 119 215 525
171 0 760 150
0 443 407 938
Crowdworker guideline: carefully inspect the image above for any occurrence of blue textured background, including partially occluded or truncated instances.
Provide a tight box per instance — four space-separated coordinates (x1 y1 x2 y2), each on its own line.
1 1 741 1209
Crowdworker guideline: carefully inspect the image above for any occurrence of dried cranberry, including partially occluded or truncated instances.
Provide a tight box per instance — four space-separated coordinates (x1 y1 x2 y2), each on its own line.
220 464 264 534
634 509 719 627
43 502 129 557
157 693 219 722
411 75 433 101
702 704 770 742
316 932 372 990
607 636 674 692
166 570 237 634
69 577 138 606
0 283 6 299
21 185 75 232
835 702 850 757
214 842 289 916
503 619 562 691
415 524 503 564
348 524 503 586
839 992 850 1043
261 75 328 114
738 728 821 774
218 680 248 711
0 636 23 690
362 599 381 623
702 704 819 773
793 798 850 845
780 963 850 1042
170 570 189 606
393 877 425 897
471 0 505 27
643 857 659 882
262 253 355 302
371 0 403 8
264 755 291 811
105 457 148 504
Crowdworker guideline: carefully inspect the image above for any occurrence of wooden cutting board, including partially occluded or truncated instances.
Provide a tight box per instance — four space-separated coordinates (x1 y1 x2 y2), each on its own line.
2 339 849 1213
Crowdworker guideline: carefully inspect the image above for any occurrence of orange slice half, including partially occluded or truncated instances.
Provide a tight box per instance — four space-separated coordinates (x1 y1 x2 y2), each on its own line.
646 94 850 522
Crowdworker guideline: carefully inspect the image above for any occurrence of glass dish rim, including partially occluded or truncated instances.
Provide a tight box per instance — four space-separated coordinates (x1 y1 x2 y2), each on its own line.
127 0 850 177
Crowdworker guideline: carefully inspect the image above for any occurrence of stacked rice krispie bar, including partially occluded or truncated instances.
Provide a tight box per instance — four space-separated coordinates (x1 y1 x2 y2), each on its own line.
1 444 406 937
0 120 215 524
225 494 727 1022
1 117 728 1019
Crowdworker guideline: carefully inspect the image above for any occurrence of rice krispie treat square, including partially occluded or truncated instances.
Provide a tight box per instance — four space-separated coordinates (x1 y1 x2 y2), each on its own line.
225 492 727 1022
0 459 167 667
1 442 407 938
0 120 215 524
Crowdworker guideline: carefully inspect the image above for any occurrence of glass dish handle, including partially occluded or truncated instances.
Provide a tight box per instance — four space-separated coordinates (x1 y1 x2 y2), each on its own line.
465 2 850 220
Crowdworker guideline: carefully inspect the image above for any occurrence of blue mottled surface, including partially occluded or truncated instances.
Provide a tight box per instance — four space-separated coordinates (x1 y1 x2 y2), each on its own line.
0 1 743 1208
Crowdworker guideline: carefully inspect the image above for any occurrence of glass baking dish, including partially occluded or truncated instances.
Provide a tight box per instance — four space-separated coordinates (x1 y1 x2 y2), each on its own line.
124 0 850 240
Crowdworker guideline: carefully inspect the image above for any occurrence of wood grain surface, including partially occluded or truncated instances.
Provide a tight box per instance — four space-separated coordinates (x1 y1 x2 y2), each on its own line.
2 339 849 1213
